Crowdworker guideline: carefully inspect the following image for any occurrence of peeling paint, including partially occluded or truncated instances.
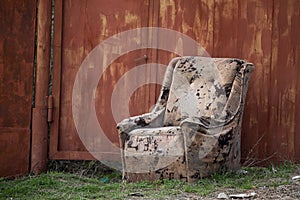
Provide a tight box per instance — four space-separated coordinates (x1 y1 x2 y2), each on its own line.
125 11 139 24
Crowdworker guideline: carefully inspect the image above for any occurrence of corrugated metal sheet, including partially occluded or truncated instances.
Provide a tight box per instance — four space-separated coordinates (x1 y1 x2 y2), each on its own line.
241 0 300 164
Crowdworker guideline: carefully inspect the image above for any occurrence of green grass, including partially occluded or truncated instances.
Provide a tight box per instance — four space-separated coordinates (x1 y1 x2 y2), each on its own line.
0 162 299 200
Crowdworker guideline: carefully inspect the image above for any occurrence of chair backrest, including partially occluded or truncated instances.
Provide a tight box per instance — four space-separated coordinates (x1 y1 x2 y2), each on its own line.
163 57 244 126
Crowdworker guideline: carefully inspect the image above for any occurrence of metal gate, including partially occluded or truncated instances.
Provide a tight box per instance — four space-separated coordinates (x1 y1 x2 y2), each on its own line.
1 0 299 177
49 0 300 164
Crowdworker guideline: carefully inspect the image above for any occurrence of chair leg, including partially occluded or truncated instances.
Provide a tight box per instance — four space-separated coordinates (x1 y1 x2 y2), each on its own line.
118 133 127 180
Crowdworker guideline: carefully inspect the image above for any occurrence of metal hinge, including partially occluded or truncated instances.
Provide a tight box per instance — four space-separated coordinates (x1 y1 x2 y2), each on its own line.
47 95 53 123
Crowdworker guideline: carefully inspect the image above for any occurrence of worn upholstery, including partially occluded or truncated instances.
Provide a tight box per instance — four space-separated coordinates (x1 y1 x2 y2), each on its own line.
117 56 254 182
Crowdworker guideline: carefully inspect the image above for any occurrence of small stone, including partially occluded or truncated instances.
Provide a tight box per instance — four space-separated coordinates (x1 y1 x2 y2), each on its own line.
292 175 300 180
217 192 229 199
236 169 248 175
229 192 257 199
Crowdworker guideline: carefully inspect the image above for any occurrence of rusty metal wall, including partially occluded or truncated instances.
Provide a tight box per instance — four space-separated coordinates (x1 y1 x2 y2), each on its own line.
230 0 300 164
49 0 300 164
0 0 36 177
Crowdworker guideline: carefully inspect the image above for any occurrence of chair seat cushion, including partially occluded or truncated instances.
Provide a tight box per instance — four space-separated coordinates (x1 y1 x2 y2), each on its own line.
124 126 184 173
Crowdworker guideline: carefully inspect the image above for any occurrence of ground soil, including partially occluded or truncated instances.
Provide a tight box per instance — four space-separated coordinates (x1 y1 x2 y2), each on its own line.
168 181 300 200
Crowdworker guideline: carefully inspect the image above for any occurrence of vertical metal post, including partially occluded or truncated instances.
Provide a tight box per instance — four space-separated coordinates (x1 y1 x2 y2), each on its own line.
31 0 52 174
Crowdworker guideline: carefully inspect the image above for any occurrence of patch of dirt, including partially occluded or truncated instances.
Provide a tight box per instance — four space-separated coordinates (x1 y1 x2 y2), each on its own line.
168 180 300 200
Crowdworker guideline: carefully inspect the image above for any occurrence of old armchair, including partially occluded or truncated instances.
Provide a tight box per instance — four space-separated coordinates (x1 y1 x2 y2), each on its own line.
117 56 254 183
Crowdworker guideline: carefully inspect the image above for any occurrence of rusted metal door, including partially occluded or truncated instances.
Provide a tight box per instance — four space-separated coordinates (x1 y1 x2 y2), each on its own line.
50 0 155 160
0 0 36 177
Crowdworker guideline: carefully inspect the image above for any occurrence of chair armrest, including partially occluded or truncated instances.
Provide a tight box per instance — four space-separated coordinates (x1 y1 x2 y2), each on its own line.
117 57 181 136
117 108 165 135
180 117 225 135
